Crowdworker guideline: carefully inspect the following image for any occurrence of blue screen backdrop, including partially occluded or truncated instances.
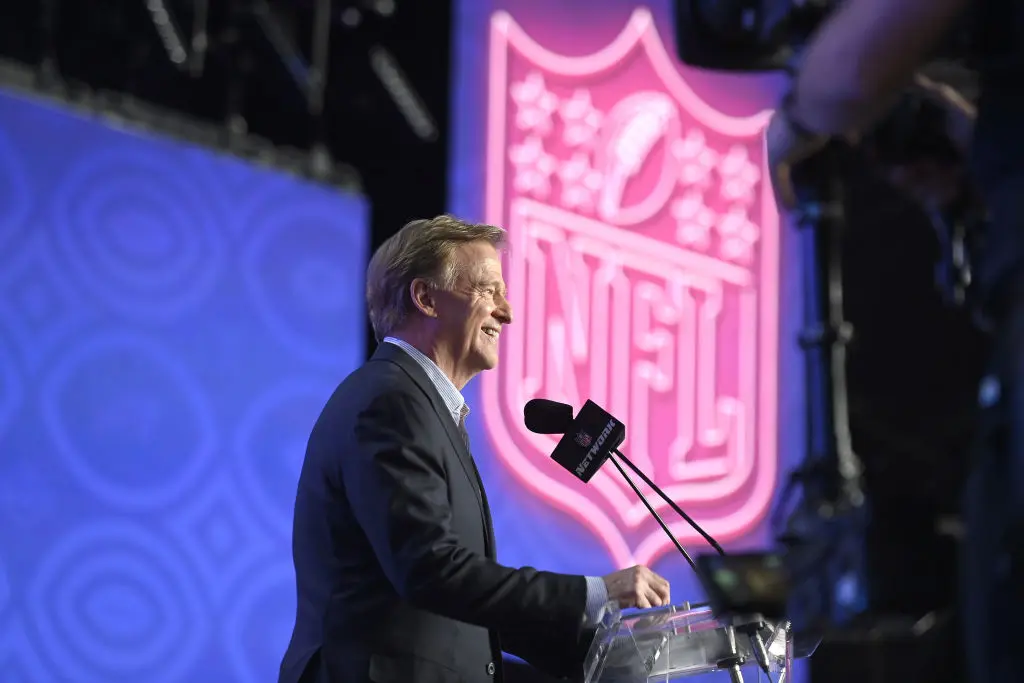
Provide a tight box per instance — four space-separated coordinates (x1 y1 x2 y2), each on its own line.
0 89 368 682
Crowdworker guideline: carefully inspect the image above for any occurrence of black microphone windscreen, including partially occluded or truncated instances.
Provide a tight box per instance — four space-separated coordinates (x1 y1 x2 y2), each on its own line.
523 398 573 434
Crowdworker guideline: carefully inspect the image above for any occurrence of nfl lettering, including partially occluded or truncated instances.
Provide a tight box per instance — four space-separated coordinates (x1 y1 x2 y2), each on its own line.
480 9 780 567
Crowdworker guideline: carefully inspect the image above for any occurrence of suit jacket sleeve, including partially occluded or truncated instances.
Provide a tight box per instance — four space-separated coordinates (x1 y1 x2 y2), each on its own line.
341 389 588 634
499 626 597 680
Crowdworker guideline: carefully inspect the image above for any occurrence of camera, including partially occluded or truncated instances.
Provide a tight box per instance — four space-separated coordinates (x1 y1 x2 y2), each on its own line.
672 0 835 72
672 0 976 73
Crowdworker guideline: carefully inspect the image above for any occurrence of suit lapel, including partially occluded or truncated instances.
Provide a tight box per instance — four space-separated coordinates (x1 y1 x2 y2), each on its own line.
469 450 498 559
372 344 496 558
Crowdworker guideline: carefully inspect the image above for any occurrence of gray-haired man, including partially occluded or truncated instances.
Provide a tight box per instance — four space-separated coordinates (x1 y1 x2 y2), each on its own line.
279 215 671 683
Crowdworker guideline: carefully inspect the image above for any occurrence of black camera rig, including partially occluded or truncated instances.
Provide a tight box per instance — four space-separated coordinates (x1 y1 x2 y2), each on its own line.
673 0 986 642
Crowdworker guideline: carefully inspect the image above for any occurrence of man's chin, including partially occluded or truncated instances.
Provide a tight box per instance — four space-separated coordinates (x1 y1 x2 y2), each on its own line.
474 350 500 372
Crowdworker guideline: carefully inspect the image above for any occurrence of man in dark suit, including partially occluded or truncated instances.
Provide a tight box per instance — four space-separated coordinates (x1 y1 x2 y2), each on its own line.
279 215 671 683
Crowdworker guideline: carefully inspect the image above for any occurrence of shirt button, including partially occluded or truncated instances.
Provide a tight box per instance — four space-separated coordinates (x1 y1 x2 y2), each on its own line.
486 662 496 676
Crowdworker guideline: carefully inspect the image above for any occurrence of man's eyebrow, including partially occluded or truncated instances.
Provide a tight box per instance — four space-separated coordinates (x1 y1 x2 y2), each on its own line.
476 278 507 293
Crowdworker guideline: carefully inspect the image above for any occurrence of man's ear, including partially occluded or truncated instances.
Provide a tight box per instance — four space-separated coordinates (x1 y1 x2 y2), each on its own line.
409 278 439 318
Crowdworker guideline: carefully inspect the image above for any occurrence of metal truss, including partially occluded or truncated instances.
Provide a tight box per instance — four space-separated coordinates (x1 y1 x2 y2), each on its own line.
0 0 451 189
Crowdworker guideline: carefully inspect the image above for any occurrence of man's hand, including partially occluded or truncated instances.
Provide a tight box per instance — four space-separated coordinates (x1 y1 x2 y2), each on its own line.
909 73 975 155
602 566 671 609
879 73 976 213
765 110 829 211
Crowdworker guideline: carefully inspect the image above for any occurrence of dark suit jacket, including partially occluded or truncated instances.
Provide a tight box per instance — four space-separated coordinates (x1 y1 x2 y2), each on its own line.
279 343 592 683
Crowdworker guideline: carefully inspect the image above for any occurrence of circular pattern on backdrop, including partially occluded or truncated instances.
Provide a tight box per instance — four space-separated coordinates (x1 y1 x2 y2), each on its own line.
179 147 290 237
0 554 10 617
224 562 296 683
0 238 93 374
163 474 274 605
0 619 56 683
234 381 332 537
0 335 23 440
40 331 216 510
240 196 365 366
26 520 206 683
50 146 225 324
0 125 31 256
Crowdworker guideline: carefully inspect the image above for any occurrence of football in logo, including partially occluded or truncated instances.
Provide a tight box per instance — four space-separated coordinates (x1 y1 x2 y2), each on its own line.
480 8 780 567
574 431 593 448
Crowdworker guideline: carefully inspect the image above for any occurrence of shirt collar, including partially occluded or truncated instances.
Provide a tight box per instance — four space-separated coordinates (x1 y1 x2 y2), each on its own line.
383 337 468 425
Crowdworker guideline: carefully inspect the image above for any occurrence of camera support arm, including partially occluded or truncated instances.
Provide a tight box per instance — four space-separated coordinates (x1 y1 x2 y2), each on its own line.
773 143 870 635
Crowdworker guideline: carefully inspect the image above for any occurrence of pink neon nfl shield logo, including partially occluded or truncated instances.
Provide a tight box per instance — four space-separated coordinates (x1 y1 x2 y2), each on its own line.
480 9 780 568
574 431 593 449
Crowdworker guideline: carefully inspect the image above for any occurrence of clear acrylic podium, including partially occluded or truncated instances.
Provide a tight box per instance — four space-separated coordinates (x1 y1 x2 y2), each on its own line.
582 602 797 683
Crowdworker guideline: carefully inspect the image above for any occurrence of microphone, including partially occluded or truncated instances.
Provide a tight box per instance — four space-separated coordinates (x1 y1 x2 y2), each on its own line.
523 398 727 571
525 399 803 660
523 398 573 435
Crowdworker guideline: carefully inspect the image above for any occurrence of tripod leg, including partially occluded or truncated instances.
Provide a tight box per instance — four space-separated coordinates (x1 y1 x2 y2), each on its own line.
776 149 871 635
785 155 868 628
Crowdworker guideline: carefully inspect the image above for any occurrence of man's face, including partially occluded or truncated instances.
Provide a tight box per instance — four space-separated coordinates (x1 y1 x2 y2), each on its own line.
432 241 512 380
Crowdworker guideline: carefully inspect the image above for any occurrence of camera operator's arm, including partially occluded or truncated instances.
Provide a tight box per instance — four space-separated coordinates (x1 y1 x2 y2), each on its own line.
767 0 969 208
790 0 969 135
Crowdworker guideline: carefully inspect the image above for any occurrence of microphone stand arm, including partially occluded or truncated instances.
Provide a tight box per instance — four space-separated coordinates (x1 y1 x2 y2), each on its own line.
614 448 726 555
607 453 699 572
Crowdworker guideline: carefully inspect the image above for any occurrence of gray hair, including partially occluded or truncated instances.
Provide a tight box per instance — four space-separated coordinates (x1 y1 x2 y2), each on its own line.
365 214 507 341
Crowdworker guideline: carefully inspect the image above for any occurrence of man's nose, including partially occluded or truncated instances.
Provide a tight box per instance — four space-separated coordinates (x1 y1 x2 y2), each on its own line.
495 296 513 325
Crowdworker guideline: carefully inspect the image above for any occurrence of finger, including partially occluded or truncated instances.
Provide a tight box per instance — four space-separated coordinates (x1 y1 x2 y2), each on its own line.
646 578 670 607
912 72 941 95
614 584 633 609
651 576 671 606
645 570 668 593
643 584 665 608
776 165 797 210
636 592 652 609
